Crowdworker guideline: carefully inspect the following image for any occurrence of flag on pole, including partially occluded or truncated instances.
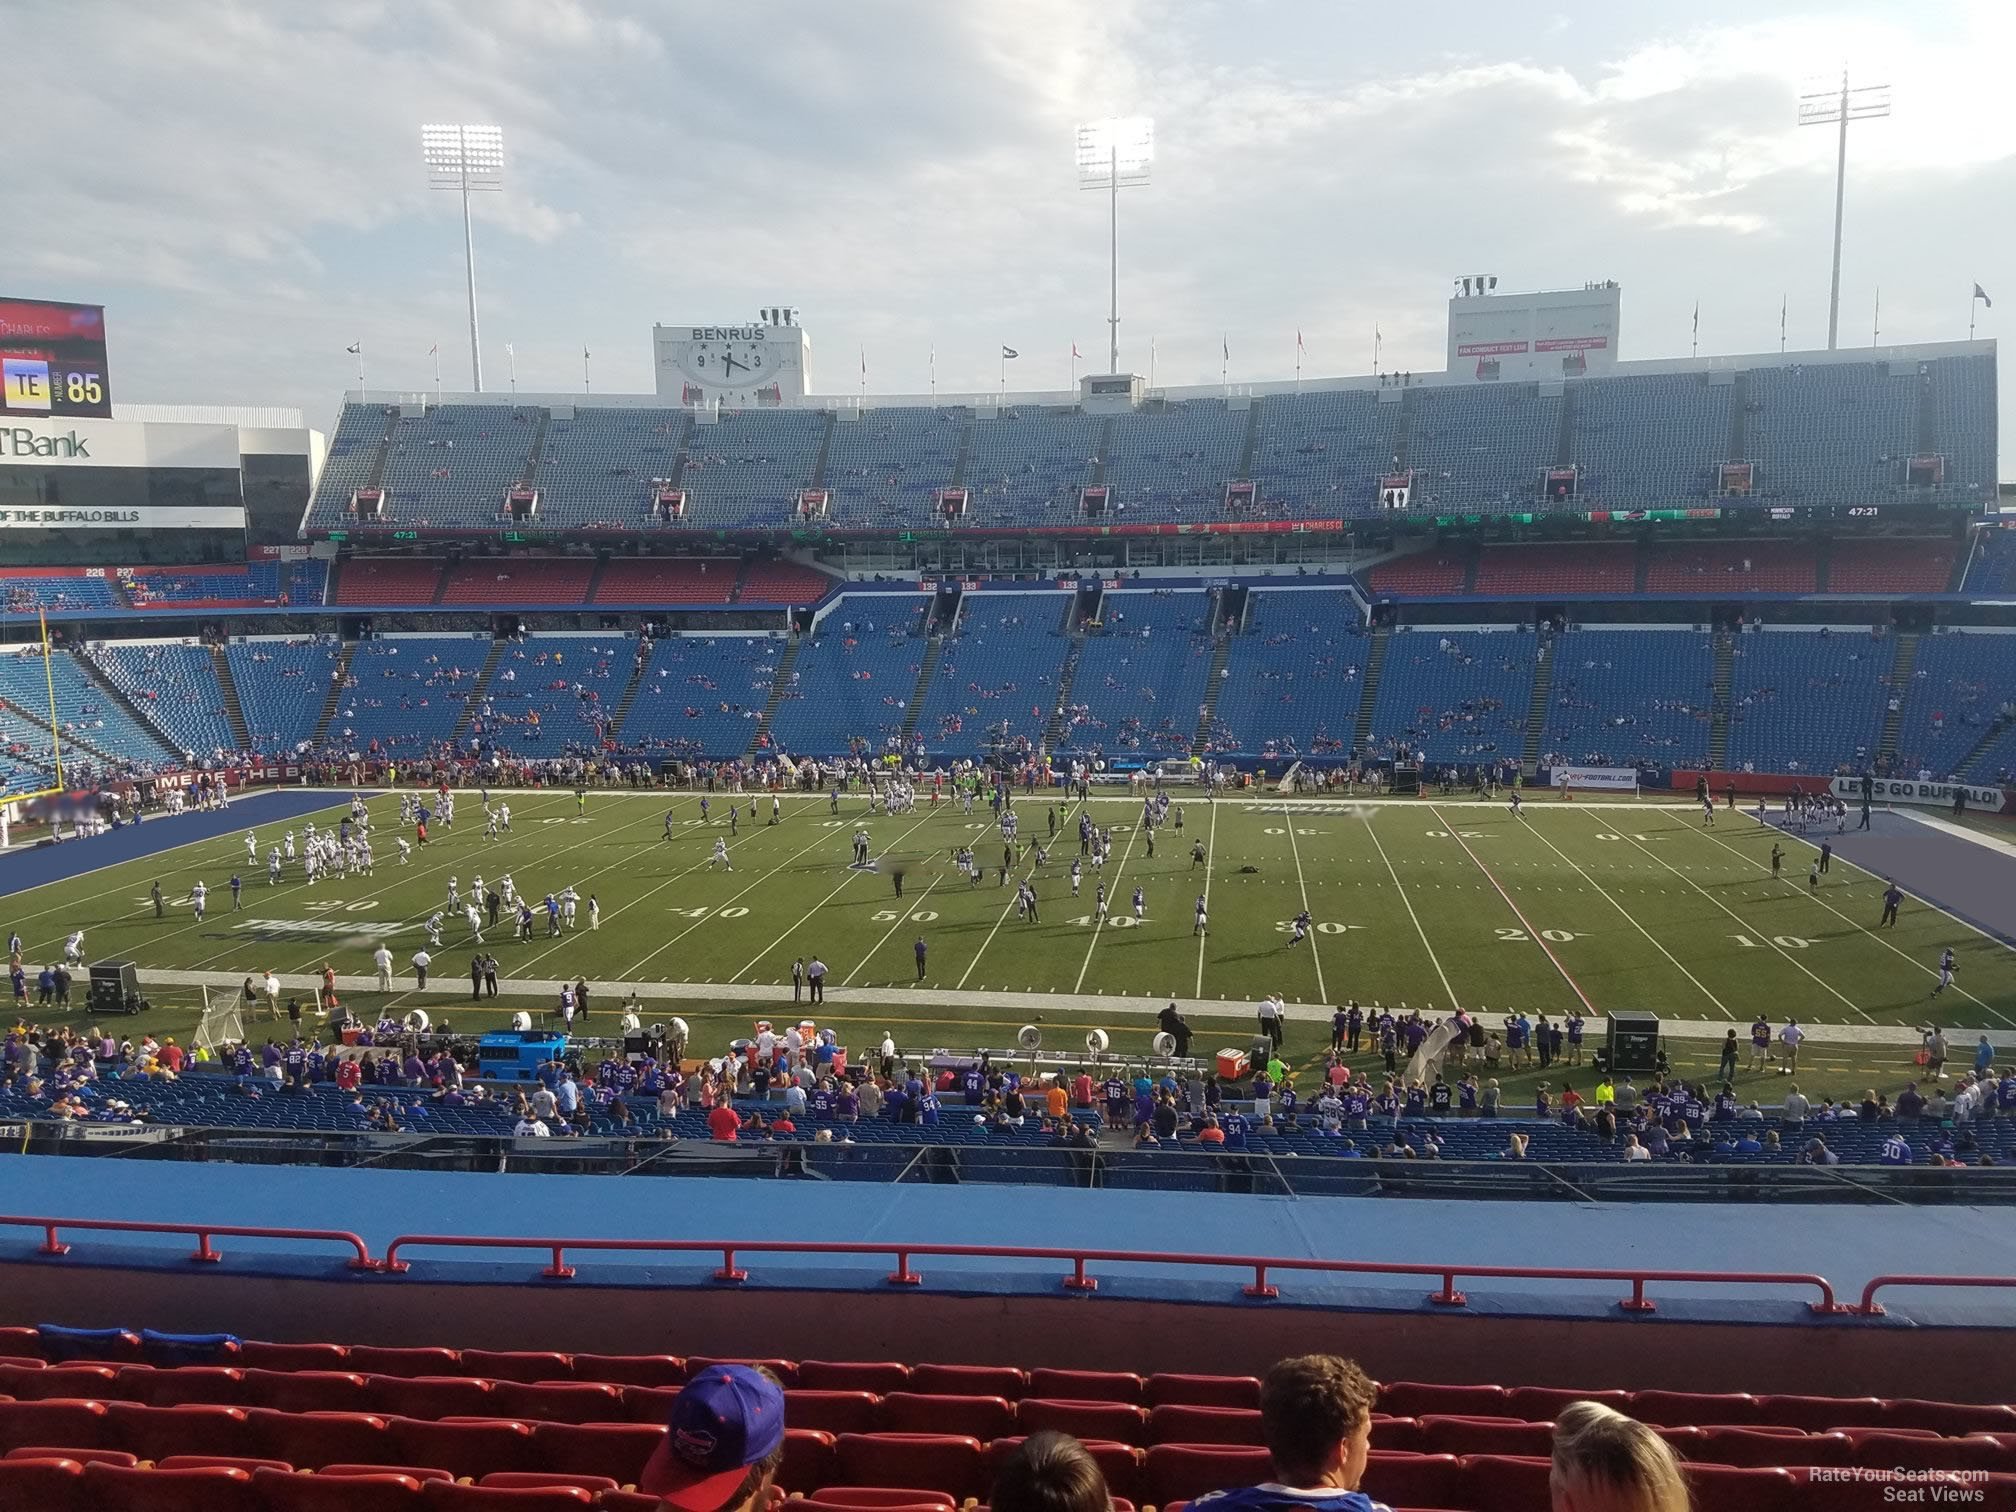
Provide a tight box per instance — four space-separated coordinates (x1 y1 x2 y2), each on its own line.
345 343 360 354
1976 283 1994 308
1692 302 1699 336
1222 334 1230 362
428 343 438 356
1297 330 1305 351
1071 342 1081 360
583 346 591 361
506 343 514 358
1001 346 1019 360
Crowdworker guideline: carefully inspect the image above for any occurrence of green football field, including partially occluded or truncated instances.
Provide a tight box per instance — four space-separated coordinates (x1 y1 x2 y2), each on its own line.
7 787 2015 1079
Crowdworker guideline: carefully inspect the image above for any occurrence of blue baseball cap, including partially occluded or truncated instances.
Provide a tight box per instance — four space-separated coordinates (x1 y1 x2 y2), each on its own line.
639 1365 787 1511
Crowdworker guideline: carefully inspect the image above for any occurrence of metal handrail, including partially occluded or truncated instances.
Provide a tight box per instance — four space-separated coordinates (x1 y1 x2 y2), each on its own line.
373 1233 1850 1312
0 1214 374 1270
1856 1273 2016 1316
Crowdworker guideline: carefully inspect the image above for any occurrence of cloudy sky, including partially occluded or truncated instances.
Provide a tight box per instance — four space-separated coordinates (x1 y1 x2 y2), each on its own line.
14 0 2012 460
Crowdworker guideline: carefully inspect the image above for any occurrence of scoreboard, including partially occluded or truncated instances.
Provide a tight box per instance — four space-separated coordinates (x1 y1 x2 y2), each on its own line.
0 298 112 419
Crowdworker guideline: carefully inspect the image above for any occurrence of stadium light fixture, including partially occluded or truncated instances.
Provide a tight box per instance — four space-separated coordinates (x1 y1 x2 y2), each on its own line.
422 123 505 392
1077 116 1154 378
1798 72 1889 352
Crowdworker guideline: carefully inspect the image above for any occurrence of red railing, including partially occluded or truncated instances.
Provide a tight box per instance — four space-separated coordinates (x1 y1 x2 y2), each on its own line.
374 1234 1850 1315
0 1215 374 1271
10 1216 2014 1319
1857 1274 2016 1317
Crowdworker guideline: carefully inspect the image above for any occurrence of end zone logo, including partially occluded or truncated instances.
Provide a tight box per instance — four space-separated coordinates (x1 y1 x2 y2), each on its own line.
0 427 89 459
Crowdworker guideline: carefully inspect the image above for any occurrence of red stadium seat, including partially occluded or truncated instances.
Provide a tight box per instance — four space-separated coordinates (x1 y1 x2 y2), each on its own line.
1690 1427 1852 1468
104 1401 256 1461
834 1434 989 1499
480 1473 622 1492
1356 1450 1468 1510
252 1467 427 1512
1142 1444 1272 1505
1015 1398 1148 1445
0 1331 39 1357
0 1399 112 1452
1879 1399 2016 1435
386 1416 539 1477
319 1464 456 1484
123 1365 250 1407
4 1444 135 1467
906 1365 1026 1399
879 1392 1016 1440
1629 1390 1762 1427
422 1483 596 1512
986 1438 1143 1504
593 1495 665 1512
243 1408 394 1467
368 1375 498 1419
79 1461 260 1512
1367 1415 1423 1454
1146 1405 1264 1446
784 1389 882 1434
799 1491 957 1509
462 1352 576 1385
569 1355 686 1388
615 1386 683 1424
0 1363 119 1400
236 1342 351 1373
1749 1394 1887 1431
488 1381 626 1425
1502 1386 1631 1421
1449 1454 1553 1512
346 1348 465 1379
781 1428 838 1493
239 1370 374 1414
796 1502 945 1512
1143 1374 1258 1409
0 1455 84 1512
1379 1383 1509 1419
1847 1432 2015 1473
1678 1462 1801 1512
530 1422 664 1481
156 1454 296 1474
1419 1415 1553 1458
798 1361 911 1393
1025 1370 1144 1404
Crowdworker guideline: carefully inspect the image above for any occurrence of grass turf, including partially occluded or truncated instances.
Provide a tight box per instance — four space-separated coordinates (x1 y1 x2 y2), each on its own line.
4 789 2013 1113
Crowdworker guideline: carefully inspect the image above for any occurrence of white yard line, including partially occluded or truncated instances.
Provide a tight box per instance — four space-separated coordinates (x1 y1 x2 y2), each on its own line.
1614 826 1874 1023
844 872 949 986
953 798 1084 992
1193 800 1219 998
1071 816 1142 996
1361 809 1461 1010
727 809 938 983
1668 812 2016 1028
1517 813 1734 1019
1282 810 1328 1002
610 821 845 981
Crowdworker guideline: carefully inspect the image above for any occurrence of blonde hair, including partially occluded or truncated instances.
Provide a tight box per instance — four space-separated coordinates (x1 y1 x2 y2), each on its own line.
1551 1401 1689 1512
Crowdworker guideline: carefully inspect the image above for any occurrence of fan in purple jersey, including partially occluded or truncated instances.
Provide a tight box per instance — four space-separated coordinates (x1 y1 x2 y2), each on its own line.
1189 1355 1391 1512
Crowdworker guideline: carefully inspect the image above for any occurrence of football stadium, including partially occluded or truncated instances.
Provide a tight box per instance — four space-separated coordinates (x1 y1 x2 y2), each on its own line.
3 10 2016 1511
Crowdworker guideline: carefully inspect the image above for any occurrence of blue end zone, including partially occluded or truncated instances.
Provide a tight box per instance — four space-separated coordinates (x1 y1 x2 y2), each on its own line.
4 1155 2014 1326
0 789 367 902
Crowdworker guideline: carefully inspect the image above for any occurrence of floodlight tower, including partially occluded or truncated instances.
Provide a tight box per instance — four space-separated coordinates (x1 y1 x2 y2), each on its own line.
1076 116 1153 376
422 123 504 391
1798 72 1889 351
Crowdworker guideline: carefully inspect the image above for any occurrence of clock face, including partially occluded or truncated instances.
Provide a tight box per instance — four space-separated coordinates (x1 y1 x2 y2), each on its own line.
679 340 779 389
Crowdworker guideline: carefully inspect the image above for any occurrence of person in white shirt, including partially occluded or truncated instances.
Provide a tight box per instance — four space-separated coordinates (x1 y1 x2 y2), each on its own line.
411 949 432 988
513 1116 550 1138
1778 1018 1804 1074
1621 1135 1652 1161
372 944 394 992
1781 1084 1810 1123
264 971 282 1019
